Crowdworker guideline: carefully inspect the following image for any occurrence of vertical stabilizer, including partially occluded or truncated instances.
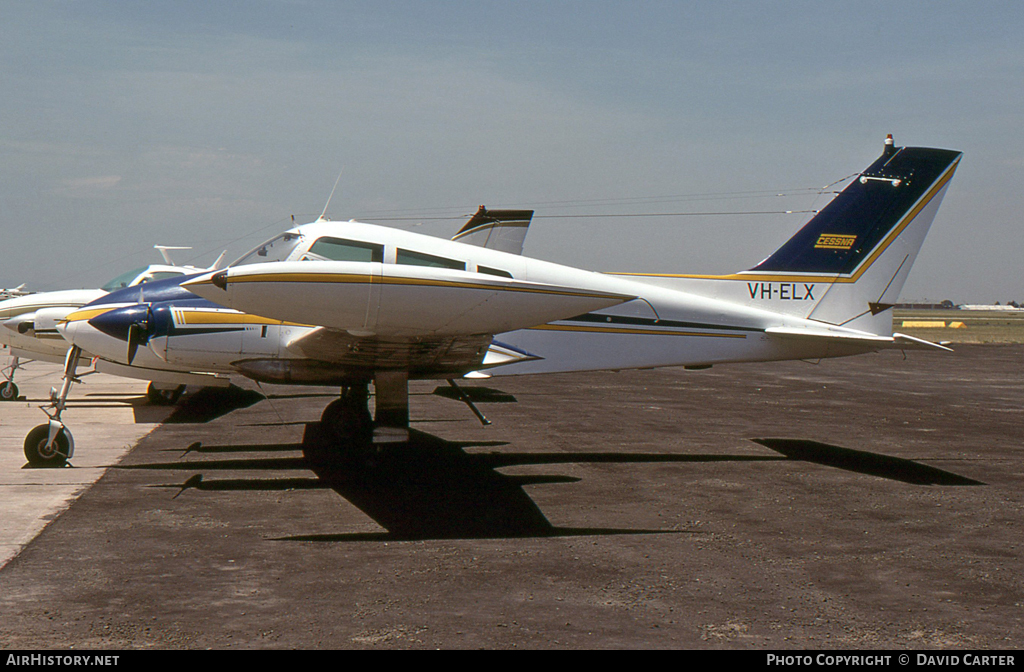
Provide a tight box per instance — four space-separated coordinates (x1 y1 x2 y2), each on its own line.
742 139 961 334
451 206 534 255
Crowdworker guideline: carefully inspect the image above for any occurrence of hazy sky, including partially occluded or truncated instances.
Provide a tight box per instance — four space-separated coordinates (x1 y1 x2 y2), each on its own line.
2 1 1022 302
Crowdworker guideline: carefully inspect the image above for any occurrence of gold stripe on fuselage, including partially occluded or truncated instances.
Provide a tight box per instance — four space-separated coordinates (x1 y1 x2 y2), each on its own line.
172 309 309 328
190 273 627 301
62 307 119 323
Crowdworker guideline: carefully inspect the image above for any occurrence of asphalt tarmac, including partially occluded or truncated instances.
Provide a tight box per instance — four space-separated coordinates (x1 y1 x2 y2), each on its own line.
0 345 1022 649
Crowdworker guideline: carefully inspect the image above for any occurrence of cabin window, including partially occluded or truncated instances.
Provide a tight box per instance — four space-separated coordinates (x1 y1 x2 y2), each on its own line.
306 237 384 263
477 266 513 279
396 249 465 271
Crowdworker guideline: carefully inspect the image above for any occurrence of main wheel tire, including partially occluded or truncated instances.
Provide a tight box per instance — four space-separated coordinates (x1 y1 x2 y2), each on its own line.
0 381 18 401
24 424 71 467
147 383 185 405
320 398 373 443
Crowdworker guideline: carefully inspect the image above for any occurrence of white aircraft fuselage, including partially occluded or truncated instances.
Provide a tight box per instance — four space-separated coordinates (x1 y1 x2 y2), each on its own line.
58 141 962 386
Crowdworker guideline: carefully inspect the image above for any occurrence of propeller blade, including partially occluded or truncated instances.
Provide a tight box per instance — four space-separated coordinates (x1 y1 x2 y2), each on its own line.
126 324 141 365
125 304 155 365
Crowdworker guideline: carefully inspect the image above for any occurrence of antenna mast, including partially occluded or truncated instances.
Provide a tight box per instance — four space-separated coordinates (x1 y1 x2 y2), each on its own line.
319 169 344 221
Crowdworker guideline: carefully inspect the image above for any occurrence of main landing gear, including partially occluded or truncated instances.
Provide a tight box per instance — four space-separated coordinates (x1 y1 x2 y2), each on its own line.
0 355 20 401
317 371 411 448
23 346 82 467
315 372 492 454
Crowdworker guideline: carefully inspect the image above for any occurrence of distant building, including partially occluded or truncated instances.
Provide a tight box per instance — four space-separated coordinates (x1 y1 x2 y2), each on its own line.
895 301 955 310
958 304 1024 311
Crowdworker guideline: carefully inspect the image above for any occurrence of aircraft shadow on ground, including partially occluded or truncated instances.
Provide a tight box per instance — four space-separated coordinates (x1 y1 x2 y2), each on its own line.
125 386 266 425
751 438 985 486
164 386 265 424
430 385 518 403
120 429 984 541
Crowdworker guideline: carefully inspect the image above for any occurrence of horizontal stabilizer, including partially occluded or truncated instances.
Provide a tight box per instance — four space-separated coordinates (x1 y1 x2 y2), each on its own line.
765 325 893 348
765 325 953 352
892 332 954 352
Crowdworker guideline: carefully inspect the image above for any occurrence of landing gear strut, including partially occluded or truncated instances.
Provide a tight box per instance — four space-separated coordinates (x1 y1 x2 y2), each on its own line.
0 355 20 401
23 346 82 466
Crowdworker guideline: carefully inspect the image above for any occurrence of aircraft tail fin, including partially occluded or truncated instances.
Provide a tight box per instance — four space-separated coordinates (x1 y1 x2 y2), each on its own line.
452 206 534 255
209 251 227 270
740 137 962 334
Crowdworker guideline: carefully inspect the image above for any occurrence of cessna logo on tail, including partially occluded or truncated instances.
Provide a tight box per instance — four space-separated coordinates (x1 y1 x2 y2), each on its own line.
814 234 857 250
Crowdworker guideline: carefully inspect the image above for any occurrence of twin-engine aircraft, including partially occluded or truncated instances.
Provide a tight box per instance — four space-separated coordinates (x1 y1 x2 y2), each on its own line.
31 139 961 466
0 247 223 404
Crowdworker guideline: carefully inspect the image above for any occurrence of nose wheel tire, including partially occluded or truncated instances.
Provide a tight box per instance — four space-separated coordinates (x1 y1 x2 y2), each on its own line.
24 424 72 467
0 381 17 401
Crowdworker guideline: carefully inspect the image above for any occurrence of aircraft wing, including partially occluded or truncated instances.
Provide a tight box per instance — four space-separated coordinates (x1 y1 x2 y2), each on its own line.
183 261 634 338
281 328 544 377
450 206 534 255
280 327 492 375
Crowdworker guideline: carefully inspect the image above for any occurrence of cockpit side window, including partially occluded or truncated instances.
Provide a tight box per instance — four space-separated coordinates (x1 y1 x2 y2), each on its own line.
304 237 384 263
477 266 513 279
232 232 305 266
396 249 465 271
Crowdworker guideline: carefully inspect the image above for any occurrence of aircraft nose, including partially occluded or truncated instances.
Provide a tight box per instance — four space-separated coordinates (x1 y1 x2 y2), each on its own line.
2 314 33 334
56 314 116 362
88 304 150 341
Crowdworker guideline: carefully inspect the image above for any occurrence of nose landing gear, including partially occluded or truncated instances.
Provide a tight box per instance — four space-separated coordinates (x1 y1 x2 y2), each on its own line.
1 355 20 401
23 346 82 467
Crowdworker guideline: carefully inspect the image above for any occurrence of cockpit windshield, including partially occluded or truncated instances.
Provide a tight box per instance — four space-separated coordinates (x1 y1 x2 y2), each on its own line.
231 232 305 267
100 267 189 292
101 267 148 292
